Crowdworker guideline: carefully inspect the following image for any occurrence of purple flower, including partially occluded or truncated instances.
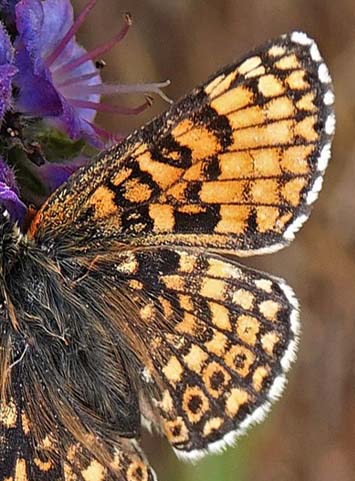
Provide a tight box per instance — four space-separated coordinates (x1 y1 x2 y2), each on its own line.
0 21 17 124
0 0 171 214
13 0 170 147
0 157 26 224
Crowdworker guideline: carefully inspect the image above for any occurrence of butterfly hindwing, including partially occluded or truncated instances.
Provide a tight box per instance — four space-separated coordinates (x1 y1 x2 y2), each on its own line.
30 32 334 256
104 247 299 458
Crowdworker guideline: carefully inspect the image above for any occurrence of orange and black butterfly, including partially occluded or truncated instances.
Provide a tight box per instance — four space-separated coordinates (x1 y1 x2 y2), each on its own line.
0 32 334 480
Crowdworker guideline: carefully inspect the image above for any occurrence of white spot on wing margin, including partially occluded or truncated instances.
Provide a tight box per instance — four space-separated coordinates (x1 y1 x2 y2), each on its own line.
290 31 313 45
310 43 322 61
324 90 335 106
325 113 336 135
233 242 285 257
318 143 332 171
283 214 308 241
318 63 332 84
306 176 324 205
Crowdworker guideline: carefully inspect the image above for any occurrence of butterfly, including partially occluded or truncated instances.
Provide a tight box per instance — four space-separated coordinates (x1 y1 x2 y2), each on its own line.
0 31 334 481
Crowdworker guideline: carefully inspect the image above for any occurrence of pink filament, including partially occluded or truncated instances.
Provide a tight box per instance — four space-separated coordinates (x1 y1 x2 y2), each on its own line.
87 121 125 143
70 97 152 115
45 0 97 68
57 71 101 88
67 80 171 96
56 13 132 76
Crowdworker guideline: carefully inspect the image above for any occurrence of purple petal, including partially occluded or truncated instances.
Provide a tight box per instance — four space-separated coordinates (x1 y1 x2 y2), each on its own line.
39 0 74 61
0 158 26 224
0 22 17 122
15 0 44 66
14 47 62 116
0 157 17 190
0 182 27 224
0 21 14 64
0 64 17 119
14 0 100 142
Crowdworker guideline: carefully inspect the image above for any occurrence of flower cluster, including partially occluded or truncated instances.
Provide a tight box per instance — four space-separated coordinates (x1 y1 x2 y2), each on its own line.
0 0 169 226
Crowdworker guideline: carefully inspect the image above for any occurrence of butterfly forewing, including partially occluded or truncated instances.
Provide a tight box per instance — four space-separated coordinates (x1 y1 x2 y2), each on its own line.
30 32 334 256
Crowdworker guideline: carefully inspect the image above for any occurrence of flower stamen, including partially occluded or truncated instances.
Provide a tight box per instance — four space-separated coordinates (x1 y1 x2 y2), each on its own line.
45 0 97 68
70 95 153 115
87 121 124 143
64 79 172 103
56 71 101 89
55 12 132 77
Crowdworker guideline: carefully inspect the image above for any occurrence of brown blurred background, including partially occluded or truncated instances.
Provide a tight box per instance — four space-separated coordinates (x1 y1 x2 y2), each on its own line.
73 1 355 480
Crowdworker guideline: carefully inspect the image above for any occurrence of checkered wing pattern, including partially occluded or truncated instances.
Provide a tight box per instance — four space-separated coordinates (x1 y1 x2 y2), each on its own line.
108 247 299 458
0 390 155 481
30 32 334 256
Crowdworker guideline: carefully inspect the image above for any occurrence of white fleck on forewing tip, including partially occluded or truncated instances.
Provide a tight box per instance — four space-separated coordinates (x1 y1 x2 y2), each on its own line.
290 31 313 45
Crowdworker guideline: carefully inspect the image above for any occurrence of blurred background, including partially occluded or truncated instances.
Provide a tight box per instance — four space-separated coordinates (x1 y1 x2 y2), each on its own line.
73 1 355 480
